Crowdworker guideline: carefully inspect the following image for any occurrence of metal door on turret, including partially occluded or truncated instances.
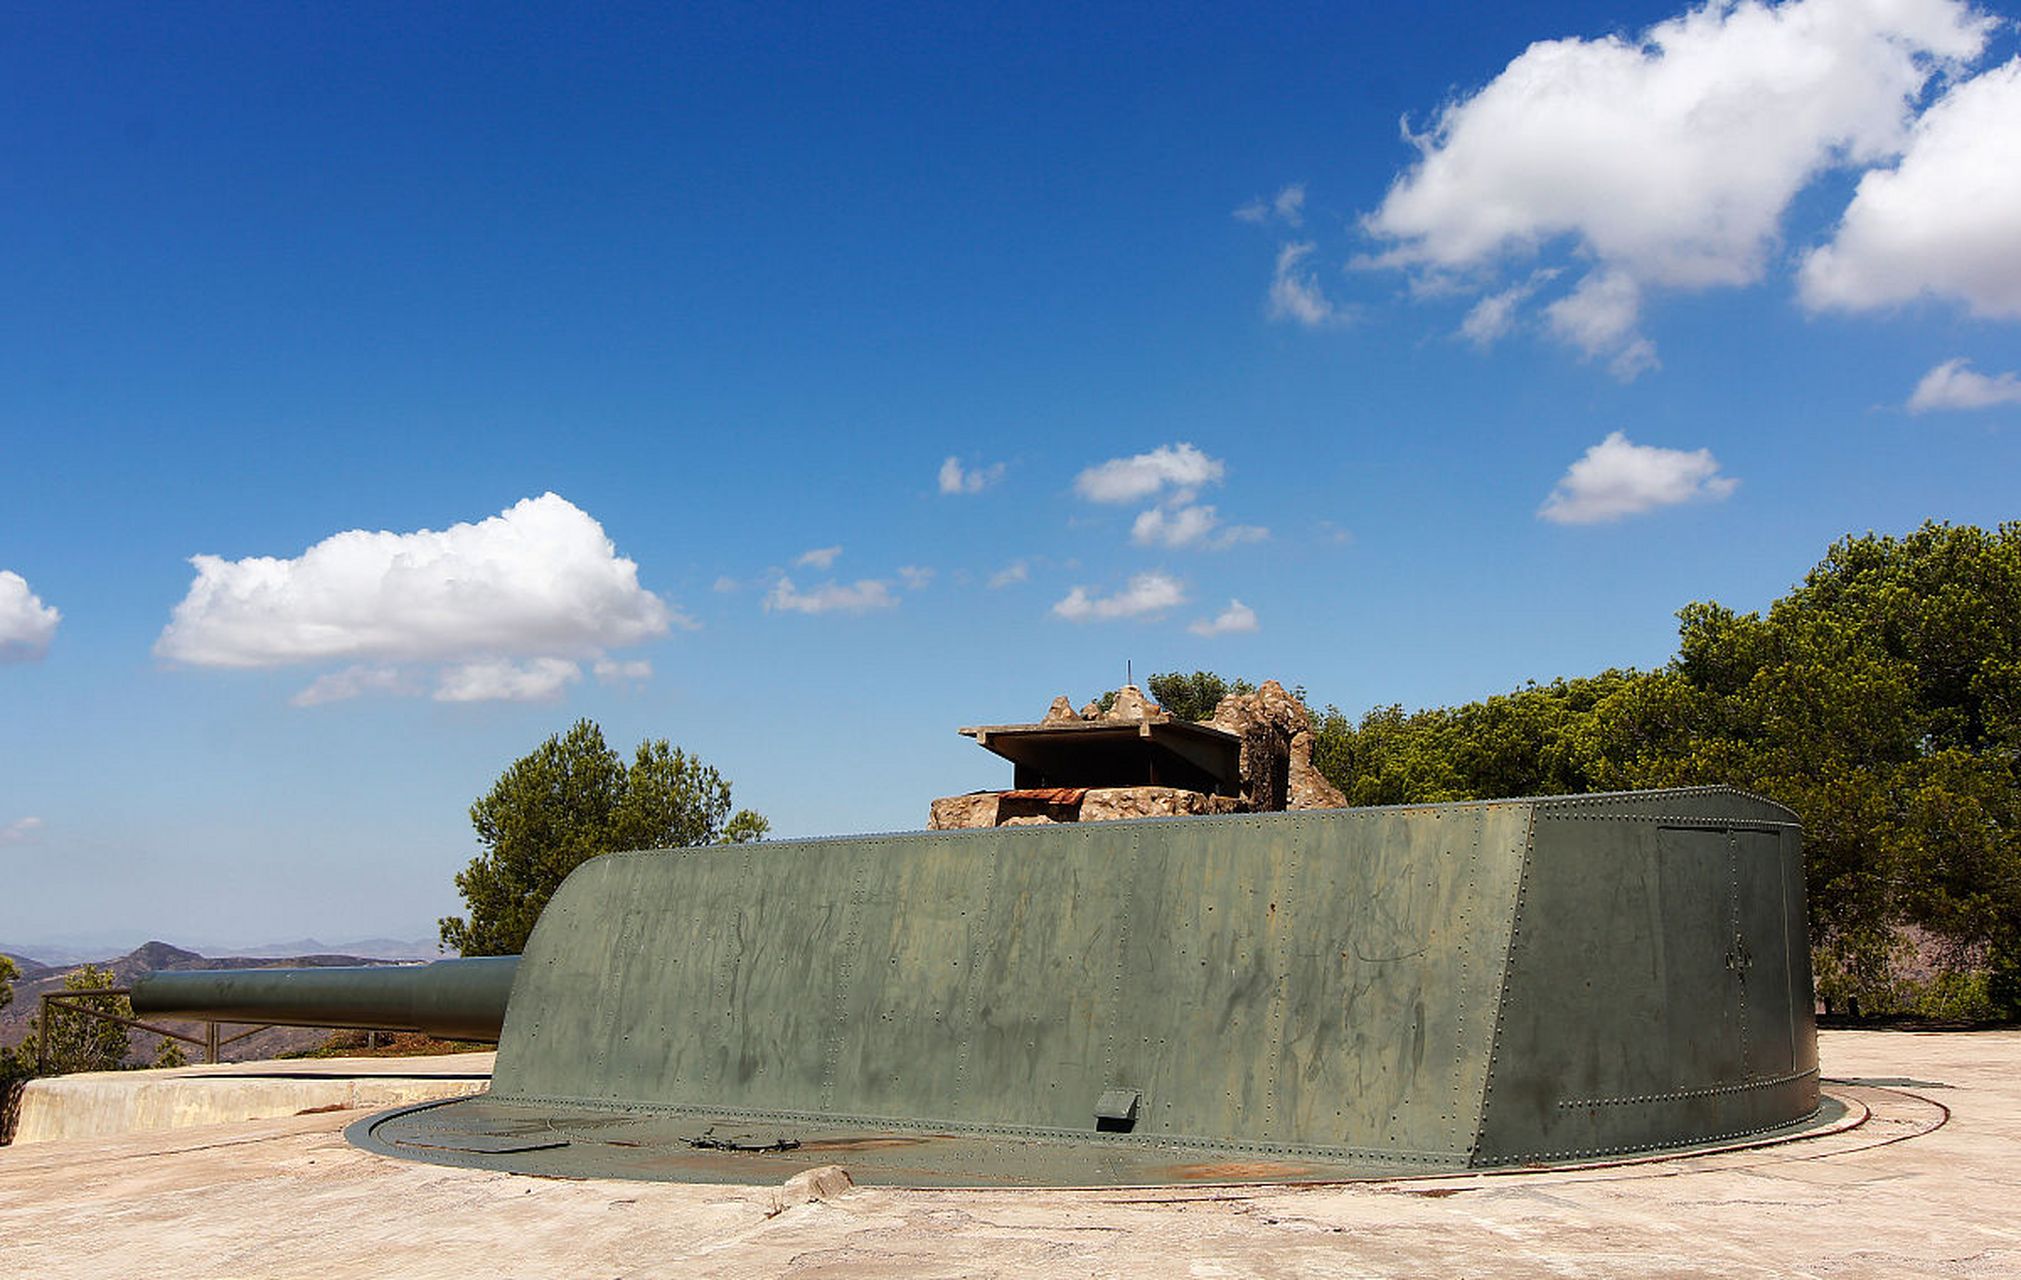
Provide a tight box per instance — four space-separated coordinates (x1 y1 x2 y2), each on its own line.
1731 828 1800 1079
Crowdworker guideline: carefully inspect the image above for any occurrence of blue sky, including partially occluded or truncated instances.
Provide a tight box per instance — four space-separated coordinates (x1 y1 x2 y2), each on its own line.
3 1 2018 951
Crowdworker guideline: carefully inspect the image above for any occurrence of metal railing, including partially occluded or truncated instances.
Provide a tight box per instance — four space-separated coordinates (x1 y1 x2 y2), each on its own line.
36 987 275 1070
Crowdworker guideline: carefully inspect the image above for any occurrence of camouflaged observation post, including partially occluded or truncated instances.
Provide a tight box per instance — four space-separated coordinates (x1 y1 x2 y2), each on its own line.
136 693 1821 1186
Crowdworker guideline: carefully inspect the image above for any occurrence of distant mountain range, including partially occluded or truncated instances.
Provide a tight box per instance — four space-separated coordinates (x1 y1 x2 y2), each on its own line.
1 935 442 968
1 939 437 1065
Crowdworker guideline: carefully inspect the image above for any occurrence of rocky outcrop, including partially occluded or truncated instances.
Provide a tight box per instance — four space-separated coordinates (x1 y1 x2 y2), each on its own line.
1207 680 1347 811
929 793 1005 830
1101 685 1162 722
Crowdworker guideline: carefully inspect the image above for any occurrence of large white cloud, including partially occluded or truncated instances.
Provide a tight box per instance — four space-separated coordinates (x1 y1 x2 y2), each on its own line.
1365 0 1991 370
1801 57 2021 318
1052 572 1187 622
1907 358 2021 412
157 493 676 703
0 571 60 662
1539 432 1739 524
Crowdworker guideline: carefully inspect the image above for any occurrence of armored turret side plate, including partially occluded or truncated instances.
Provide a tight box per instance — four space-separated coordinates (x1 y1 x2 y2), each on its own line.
346 789 1825 1186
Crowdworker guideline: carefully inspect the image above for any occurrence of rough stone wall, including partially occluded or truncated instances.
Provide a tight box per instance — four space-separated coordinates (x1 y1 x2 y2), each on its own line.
1208 680 1347 811
1079 787 1242 822
928 786 1243 829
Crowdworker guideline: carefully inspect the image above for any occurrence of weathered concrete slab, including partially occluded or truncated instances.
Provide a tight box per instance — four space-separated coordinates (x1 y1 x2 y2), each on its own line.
0 1031 2012 1279
11 1051 493 1144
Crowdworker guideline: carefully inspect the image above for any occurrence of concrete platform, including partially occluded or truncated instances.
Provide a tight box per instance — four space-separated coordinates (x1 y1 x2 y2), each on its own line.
10 1052 493 1144
0 1031 2016 1278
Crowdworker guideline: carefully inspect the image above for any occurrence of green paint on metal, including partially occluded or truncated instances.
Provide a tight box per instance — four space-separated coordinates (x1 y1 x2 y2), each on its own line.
130 956 518 1043
484 803 1538 1165
1471 792 1818 1164
139 787 1824 1186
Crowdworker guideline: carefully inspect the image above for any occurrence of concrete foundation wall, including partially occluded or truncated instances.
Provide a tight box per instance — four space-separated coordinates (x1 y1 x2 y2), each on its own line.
12 1053 493 1144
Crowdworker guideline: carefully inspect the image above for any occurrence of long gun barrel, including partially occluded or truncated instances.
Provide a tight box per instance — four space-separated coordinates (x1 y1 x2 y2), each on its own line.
130 956 518 1043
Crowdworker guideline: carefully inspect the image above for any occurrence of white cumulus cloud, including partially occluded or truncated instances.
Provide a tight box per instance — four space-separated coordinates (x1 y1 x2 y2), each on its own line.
764 577 898 615
897 565 935 590
1801 57 2021 318
1539 432 1738 524
1365 0 1992 369
1051 572 1187 623
938 457 1005 494
155 493 674 704
1268 242 1339 326
988 560 1030 589
795 545 843 570
1907 358 2021 412
0 571 60 662
1075 443 1226 504
0 816 45 847
1189 600 1260 637
1080 444 1266 550
435 657 583 703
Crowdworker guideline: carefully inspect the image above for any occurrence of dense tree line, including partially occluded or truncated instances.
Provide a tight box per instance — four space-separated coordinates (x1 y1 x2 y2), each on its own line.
1293 522 2019 1017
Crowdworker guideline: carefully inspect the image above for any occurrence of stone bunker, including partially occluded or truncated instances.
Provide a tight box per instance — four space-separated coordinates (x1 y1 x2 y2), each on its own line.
930 681 1345 829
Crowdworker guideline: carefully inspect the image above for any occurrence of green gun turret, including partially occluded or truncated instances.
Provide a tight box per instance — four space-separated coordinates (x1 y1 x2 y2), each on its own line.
131 788 1824 1187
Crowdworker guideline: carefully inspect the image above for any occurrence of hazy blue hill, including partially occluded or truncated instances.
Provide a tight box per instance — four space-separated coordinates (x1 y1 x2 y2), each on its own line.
1 952 53 981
